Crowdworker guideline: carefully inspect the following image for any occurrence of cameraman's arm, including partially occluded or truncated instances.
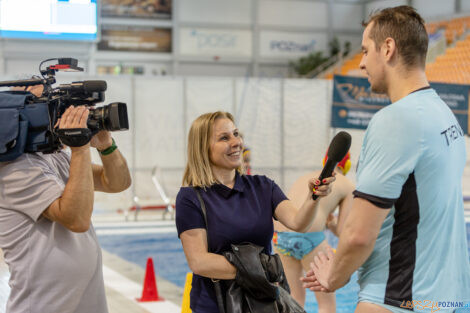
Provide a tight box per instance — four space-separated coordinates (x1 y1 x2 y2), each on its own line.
90 131 131 193
42 106 94 233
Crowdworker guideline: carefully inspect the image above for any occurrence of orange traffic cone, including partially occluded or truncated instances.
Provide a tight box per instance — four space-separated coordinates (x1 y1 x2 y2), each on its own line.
137 257 164 302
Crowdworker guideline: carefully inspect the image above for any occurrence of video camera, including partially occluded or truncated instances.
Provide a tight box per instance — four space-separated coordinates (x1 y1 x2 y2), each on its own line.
0 58 129 162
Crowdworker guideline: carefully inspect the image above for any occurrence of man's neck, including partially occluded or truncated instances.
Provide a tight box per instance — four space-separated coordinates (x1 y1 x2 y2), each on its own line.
387 68 429 103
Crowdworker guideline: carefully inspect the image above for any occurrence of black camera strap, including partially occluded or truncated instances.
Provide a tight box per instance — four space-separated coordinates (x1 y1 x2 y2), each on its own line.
56 128 92 147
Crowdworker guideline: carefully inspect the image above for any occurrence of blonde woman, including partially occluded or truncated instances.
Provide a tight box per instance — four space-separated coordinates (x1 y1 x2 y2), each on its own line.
175 111 335 313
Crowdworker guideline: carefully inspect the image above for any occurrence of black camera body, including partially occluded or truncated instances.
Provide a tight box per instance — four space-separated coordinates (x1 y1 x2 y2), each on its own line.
0 58 129 162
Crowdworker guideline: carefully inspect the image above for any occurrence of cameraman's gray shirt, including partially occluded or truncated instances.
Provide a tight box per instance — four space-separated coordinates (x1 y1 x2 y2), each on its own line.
0 151 108 313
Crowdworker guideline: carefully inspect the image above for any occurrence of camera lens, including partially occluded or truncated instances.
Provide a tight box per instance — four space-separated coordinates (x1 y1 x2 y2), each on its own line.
87 102 129 131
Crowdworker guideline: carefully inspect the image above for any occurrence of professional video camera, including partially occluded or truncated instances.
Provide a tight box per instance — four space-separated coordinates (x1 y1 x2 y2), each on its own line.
0 58 129 162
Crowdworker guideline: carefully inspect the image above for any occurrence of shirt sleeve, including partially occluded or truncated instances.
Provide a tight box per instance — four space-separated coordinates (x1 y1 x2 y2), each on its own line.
0 157 64 222
355 108 420 208
175 188 206 238
271 179 288 213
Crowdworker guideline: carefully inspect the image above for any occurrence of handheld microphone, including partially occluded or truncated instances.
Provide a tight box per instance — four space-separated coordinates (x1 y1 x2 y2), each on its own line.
312 131 351 200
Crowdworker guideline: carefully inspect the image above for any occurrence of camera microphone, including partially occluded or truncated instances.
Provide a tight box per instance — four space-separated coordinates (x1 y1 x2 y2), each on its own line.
59 80 107 93
312 131 351 200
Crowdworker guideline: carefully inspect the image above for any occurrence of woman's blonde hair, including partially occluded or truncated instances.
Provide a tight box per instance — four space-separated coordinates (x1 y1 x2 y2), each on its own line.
182 111 245 187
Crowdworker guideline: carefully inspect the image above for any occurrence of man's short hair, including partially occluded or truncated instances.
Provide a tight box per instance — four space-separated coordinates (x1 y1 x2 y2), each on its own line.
363 5 428 69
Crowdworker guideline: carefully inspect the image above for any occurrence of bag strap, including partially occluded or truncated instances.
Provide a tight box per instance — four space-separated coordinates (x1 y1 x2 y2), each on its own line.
193 187 226 313
194 187 209 247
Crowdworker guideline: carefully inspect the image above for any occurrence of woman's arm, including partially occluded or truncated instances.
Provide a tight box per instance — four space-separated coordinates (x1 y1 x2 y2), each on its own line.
274 175 335 232
180 228 237 280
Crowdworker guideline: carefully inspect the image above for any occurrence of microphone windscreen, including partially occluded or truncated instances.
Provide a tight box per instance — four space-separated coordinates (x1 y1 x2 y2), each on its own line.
83 80 107 93
327 131 351 162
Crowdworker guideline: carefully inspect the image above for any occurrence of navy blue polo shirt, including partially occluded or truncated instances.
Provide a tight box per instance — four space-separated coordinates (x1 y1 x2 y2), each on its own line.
175 172 288 313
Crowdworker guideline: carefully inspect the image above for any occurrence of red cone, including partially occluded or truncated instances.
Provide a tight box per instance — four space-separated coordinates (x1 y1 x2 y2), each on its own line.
136 257 164 302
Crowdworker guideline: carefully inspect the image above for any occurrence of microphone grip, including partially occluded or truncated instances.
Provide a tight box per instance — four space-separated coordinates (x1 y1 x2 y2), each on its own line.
312 160 338 200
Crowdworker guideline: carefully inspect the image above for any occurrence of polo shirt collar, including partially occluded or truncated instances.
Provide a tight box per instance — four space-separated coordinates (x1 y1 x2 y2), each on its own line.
212 171 245 198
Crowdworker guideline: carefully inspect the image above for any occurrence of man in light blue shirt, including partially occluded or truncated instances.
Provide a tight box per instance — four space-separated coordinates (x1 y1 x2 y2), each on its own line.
302 5 470 313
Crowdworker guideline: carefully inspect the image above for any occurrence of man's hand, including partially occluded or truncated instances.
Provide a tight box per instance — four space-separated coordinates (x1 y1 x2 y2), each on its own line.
300 268 327 292
59 106 89 130
58 106 90 150
90 130 113 151
301 247 336 292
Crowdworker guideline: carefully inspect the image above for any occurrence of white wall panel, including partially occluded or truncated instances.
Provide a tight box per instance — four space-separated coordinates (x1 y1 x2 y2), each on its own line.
178 63 251 77
283 79 331 168
179 0 252 25
462 0 470 13
134 168 183 202
258 0 328 28
259 31 328 58
134 78 185 169
259 65 289 78
179 28 252 57
284 169 311 194
332 3 363 30
366 0 407 16
6 59 47 76
412 0 455 19
235 78 282 168
186 78 234 133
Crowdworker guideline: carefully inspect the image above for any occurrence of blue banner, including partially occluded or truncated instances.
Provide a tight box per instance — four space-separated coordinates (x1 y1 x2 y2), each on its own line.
331 75 470 133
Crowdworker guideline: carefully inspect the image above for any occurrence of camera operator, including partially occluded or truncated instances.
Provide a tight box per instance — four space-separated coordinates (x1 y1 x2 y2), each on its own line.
0 98 131 313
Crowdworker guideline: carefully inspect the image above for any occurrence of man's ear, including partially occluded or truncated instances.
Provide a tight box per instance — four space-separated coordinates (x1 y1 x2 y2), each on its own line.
382 37 396 62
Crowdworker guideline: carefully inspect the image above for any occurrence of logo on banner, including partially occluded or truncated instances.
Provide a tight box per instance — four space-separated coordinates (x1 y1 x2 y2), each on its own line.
331 75 470 133
190 30 237 49
336 82 389 105
270 40 315 53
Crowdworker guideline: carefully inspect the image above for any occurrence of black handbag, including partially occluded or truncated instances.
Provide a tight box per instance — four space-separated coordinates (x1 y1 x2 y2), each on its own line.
194 188 226 313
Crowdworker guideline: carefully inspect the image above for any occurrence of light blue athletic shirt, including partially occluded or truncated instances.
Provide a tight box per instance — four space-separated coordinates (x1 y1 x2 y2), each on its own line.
354 88 470 310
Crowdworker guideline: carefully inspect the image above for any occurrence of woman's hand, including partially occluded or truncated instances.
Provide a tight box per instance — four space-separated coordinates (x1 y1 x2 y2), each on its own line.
308 173 336 198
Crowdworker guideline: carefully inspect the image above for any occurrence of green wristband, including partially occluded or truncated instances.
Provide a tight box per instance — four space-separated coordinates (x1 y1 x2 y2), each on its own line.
99 138 117 156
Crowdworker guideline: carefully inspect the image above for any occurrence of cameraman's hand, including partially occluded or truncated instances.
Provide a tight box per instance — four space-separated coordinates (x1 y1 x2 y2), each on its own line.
59 106 90 151
90 131 112 151
59 106 89 129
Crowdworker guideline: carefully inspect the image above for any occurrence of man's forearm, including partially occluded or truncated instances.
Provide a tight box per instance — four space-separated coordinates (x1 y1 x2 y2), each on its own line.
52 146 94 231
327 234 375 290
98 148 131 192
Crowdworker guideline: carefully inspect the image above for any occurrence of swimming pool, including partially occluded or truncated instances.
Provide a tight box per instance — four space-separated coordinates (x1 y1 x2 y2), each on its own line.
97 222 470 312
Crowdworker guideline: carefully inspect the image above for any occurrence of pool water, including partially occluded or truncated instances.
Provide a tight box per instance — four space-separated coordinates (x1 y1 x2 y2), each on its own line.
98 223 470 312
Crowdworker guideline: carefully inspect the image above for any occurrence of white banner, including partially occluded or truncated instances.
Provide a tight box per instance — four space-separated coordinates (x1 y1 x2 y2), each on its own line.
179 27 252 57
259 31 328 58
